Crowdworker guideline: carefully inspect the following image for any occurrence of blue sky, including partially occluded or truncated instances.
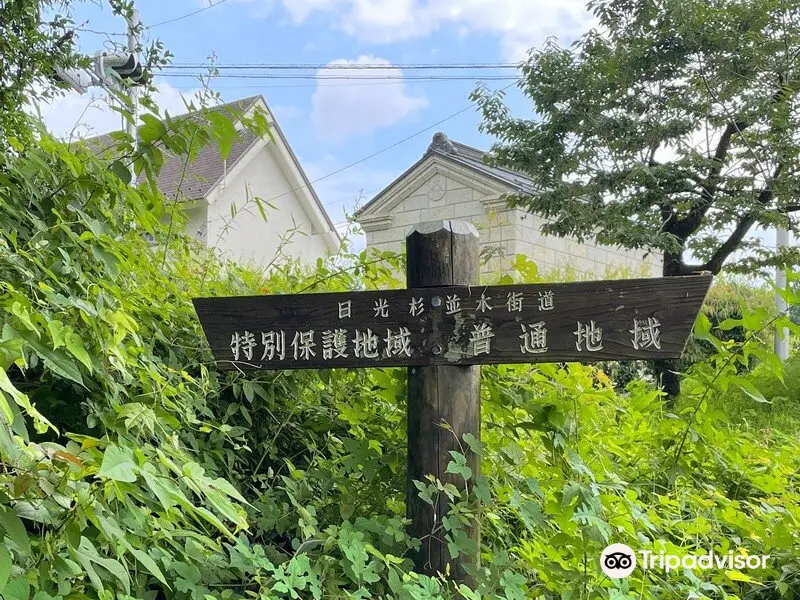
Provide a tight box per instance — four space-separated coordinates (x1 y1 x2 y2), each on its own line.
42 0 591 229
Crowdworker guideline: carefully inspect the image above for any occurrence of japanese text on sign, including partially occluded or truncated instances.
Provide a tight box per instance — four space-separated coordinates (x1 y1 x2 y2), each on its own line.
195 275 711 371
227 289 668 363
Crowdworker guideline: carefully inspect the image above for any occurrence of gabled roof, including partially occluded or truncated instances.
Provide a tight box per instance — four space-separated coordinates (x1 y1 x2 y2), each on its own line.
85 96 263 200
355 132 537 218
83 95 340 248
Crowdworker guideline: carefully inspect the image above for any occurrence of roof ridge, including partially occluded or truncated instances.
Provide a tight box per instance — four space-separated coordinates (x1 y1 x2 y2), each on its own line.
427 132 533 184
78 94 264 144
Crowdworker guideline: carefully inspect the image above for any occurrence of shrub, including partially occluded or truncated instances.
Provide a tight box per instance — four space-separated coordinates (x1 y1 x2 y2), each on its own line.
0 116 798 600
697 355 800 433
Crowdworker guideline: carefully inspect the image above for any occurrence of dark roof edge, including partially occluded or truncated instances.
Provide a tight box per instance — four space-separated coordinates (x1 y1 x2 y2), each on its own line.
355 132 530 218
353 152 432 219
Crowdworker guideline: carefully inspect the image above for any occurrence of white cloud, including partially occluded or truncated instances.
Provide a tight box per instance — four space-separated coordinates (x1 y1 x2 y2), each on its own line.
33 79 206 140
311 55 428 141
242 0 590 60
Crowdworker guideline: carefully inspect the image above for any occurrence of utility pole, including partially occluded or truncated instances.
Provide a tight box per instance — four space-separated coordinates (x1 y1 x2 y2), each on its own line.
775 225 790 361
52 9 147 152
125 9 140 183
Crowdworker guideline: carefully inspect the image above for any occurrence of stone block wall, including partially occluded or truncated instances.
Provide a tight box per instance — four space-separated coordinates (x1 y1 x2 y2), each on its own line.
512 209 662 278
361 178 662 280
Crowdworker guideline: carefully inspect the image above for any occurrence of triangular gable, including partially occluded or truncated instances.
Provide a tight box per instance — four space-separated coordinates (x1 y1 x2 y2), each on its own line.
205 96 341 253
356 152 513 223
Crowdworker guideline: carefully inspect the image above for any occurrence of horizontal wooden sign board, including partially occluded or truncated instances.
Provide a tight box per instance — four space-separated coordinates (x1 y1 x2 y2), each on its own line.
192 275 712 371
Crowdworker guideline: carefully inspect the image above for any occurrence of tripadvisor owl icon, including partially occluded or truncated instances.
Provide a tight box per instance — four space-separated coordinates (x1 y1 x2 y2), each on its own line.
601 544 637 578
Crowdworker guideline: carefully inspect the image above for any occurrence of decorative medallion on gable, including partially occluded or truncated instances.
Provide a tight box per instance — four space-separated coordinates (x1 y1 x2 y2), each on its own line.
428 174 446 202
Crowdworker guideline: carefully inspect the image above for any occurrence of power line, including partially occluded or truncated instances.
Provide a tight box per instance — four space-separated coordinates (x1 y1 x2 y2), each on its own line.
148 0 230 29
183 79 501 89
159 73 518 81
250 82 515 225
163 62 520 70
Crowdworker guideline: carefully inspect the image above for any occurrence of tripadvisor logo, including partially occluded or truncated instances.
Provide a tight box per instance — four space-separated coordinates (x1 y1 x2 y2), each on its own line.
601 544 637 579
600 544 770 578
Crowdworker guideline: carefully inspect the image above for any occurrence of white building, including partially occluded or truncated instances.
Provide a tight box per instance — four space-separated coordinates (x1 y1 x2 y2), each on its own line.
90 95 340 267
355 133 660 278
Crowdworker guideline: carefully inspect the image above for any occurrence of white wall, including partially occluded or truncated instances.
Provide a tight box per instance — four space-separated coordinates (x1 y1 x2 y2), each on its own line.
205 143 331 268
364 171 518 275
363 168 662 280
513 209 662 278
184 202 208 242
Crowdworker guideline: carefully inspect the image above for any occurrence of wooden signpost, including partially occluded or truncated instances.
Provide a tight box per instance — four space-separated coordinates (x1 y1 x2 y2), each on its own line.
193 220 712 582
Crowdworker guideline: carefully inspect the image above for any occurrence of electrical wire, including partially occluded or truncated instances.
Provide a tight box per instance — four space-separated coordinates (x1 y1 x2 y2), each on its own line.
184 80 500 89
163 62 520 70
158 73 518 81
248 82 516 225
148 0 230 29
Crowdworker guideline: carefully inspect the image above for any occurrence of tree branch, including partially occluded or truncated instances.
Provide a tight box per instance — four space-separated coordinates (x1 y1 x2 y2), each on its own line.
647 142 659 167
675 120 749 240
701 164 782 273
677 72 794 243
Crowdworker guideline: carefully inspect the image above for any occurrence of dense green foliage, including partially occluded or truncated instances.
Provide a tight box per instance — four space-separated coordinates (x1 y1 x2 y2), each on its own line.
472 0 800 396
696 355 800 432
0 105 798 599
0 1 799 597
0 0 81 148
473 0 800 278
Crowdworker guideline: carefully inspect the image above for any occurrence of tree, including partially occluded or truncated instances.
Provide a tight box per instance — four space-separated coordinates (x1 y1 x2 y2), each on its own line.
472 0 800 396
0 0 82 147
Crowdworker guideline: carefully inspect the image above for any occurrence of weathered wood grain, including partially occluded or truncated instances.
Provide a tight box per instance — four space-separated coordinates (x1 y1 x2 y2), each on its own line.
406 220 481 582
190 218 714 587
193 275 712 371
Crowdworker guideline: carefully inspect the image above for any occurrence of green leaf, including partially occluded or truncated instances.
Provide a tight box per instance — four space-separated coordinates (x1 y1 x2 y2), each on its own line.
46 320 67 350
725 570 761 584
188 505 235 540
462 432 484 456
98 445 138 483
141 468 181 511
0 366 56 433
65 331 93 373
90 246 119 278
242 380 255 402
139 114 167 144
42 352 84 386
0 368 19 424
0 507 32 555
110 160 132 185
205 489 248 529
0 545 11 593
18 328 84 386
694 312 712 339
2 576 29 600
445 451 473 481
736 378 770 404
75 536 131 595
208 112 237 160
129 547 169 588
208 477 249 504
253 196 269 222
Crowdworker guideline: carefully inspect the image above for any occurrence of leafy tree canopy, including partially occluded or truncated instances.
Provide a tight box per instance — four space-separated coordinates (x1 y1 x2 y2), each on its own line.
473 0 800 277
0 0 93 147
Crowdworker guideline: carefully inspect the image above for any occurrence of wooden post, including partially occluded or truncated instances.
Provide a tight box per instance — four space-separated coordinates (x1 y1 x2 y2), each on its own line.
193 229 712 586
406 220 481 582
